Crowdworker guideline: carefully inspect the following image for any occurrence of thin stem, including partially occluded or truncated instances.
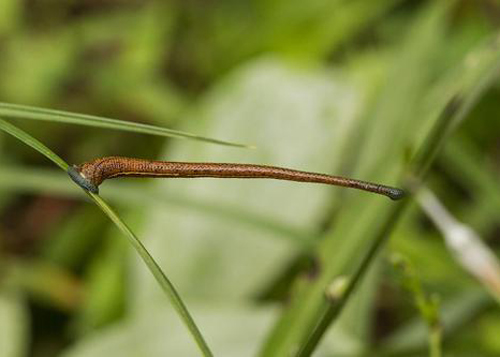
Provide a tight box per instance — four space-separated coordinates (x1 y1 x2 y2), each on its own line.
92 194 213 357
430 323 443 357
0 118 213 357
0 102 251 148
294 79 489 355
296 203 407 357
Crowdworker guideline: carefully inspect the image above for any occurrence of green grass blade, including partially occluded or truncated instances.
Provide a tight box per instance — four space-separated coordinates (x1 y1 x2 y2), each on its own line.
292 45 500 357
0 164 313 249
0 102 252 148
380 289 489 355
440 137 500 227
0 118 67 170
390 254 442 357
88 193 213 357
261 4 450 354
261 11 500 357
0 118 213 357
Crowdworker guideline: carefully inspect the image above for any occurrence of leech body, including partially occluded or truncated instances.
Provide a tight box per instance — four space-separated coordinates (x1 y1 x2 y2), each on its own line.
68 156 405 200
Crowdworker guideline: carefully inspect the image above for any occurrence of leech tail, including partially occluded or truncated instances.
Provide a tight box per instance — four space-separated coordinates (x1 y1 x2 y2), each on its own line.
68 166 99 194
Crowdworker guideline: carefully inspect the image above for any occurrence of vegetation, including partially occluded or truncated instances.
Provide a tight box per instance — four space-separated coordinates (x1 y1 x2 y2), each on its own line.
1 1 500 356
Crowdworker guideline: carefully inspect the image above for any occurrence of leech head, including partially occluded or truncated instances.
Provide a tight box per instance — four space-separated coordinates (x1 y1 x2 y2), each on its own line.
68 165 99 194
386 187 406 201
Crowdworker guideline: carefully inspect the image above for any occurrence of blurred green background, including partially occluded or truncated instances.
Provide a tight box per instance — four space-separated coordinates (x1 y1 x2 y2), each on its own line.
1 0 500 356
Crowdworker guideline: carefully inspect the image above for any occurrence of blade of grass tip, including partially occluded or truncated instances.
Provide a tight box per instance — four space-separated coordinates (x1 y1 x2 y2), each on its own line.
0 118 213 357
0 102 253 148
89 193 213 357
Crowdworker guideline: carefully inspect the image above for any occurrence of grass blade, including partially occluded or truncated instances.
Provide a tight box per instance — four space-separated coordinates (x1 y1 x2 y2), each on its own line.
0 119 67 170
380 289 489 355
0 117 213 357
89 193 213 357
261 13 500 356
294 49 500 356
0 164 313 248
0 102 252 148
390 254 442 357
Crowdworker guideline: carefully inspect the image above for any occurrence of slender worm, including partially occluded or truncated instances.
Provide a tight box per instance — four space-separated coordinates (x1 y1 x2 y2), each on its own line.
67 156 406 200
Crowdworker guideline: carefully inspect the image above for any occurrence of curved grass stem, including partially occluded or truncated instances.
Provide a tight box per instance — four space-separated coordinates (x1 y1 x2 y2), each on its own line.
0 117 213 357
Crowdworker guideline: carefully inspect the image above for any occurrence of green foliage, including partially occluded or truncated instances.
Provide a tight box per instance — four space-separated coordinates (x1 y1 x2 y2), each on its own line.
0 119 212 356
0 103 250 148
391 254 442 357
1 1 500 356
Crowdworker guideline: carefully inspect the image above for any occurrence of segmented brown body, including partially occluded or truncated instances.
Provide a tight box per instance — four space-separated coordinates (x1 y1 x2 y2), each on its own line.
69 156 405 200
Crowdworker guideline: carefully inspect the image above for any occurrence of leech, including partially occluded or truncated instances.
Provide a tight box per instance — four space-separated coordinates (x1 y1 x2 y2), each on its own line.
67 156 406 200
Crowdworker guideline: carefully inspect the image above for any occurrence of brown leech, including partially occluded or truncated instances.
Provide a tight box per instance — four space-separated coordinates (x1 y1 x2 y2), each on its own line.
67 156 405 200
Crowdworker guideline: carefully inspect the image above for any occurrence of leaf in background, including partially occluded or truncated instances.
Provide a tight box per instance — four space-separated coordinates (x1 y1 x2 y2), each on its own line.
0 119 213 356
0 118 68 170
261 0 402 60
418 188 500 303
380 289 490 355
0 0 21 35
11 261 82 312
77 3 186 126
0 164 312 248
0 289 29 357
0 31 76 104
0 103 251 148
129 56 361 309
41 207 108 269
183 0 401 78
1 2 499 356
73 233 128 335
260 2 500 354
441 136 500 230
62 306 276 357
60 56 364 355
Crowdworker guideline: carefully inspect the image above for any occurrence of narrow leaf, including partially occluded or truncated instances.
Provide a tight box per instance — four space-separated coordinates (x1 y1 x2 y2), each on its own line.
0 118 213 357
0 102 252 148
